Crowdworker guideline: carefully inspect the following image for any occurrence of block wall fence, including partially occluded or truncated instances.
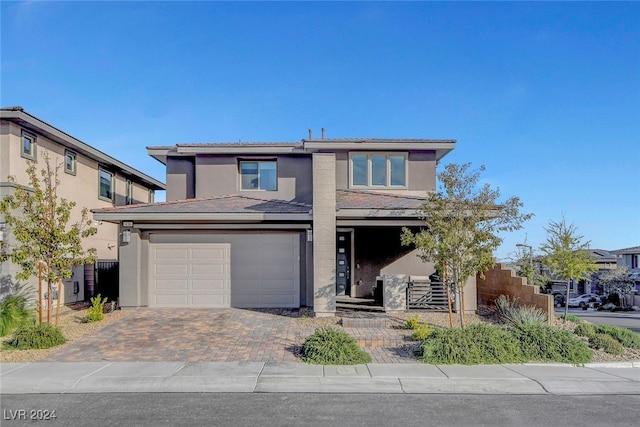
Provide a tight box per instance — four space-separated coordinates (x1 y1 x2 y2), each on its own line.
476 263 554 326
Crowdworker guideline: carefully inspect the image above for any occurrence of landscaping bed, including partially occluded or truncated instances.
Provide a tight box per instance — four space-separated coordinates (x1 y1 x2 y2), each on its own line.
0 304 131 363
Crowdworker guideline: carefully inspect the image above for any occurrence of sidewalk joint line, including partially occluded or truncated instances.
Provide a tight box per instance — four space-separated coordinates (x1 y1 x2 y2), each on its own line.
65 362 113 394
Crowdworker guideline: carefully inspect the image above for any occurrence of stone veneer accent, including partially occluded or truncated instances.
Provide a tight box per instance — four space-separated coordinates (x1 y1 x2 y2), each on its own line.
312 153 336 316
476 263 553 325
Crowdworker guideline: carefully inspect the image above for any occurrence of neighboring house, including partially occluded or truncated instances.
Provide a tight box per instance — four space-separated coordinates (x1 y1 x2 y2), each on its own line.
0 106 165 304
93 136 472 316
611 246 640 292
583 249 618 294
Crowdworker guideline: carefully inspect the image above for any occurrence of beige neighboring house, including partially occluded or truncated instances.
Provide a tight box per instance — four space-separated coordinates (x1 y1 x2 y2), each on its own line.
93 133 478 316
0 106 165 304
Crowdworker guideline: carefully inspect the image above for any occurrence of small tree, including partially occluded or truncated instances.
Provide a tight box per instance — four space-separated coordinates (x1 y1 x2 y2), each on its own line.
513 245 549 292
402 163 532 327
598 266 635 307
539 217 596 320
0 153 97 323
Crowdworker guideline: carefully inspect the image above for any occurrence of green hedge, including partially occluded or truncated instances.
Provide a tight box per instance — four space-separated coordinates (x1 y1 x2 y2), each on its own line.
597 325 640 349
6 323 66 350
589 333 625 355
512 324 592 364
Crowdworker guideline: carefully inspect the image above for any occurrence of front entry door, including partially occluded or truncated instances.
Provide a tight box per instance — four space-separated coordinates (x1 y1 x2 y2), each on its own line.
336 232 351 296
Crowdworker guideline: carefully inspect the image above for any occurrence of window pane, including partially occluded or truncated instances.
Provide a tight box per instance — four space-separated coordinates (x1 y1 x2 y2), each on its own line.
390 155 406 186
240 162 259 189
352 155 367 186
371 155 387 186
99 170 113 200
22 137 32 156
259 161 277 191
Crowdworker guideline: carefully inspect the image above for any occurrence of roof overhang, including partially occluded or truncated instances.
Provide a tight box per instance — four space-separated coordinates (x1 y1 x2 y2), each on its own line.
1 108 165 190
93 211 313 223
303 139 456 161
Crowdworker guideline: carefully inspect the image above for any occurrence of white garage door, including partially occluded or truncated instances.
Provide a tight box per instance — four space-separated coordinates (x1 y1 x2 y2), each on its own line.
149 233 299 308
150 243 231 308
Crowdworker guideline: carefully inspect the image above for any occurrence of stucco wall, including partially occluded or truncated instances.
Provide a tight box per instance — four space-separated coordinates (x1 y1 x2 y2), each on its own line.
193 154 313 203
477 263 554 325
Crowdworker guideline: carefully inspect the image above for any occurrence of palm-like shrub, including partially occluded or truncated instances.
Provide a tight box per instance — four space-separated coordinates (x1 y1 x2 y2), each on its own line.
494 295 546 327
0 293 36 337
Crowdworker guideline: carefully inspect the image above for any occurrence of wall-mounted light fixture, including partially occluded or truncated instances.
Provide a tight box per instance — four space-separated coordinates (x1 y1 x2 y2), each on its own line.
123 221 134 227
122 229 131 244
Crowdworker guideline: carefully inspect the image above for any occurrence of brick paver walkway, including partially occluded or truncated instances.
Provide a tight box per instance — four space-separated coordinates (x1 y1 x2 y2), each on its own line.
52 308 418 364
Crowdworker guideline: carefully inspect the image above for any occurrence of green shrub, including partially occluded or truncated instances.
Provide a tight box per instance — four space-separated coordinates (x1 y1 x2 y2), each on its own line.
6 323 66 350
494 295 546 328
511 324 592 364
404 315 420 330
574 322 597 338
420 324 522 365
558 314 581 324
85 294 108 323
597 324 640 349
0 293 36 337
302 327 371 365
411 323 433 341
589 333 625 356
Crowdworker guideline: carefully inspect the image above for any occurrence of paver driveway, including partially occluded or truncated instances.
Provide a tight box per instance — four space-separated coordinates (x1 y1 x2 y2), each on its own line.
51 308 416 363
52 309 314 363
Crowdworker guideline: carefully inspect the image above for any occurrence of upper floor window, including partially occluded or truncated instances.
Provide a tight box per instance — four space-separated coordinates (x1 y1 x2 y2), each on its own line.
64 150 77 175
21 130 37 160
98 167 114 202
240 160 277 191
350 153 407 188
126 180 133 205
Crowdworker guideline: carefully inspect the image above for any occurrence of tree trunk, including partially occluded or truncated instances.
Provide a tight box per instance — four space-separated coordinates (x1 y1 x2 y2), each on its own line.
563 280 570 321
446 282 453 328
47 281 53 324
55 279 63 327
458 286 465 328
38 263 43 324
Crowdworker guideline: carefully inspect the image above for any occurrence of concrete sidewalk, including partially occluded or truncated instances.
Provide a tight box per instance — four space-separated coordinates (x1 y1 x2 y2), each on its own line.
1 361 639 395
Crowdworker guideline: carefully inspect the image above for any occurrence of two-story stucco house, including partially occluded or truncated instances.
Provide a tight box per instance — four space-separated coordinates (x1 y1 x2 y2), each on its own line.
0 107 165 303
93 136 477 316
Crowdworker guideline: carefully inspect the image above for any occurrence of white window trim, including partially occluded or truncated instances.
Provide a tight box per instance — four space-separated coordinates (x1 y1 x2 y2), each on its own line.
349 152 408 189
239 159 278 191
98 167 115 202
64 150 77 175
21 130 37 160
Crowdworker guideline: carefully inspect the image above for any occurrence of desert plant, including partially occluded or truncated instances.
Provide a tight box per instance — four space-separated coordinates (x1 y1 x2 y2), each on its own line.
589 333 625 356
404 315 420 330
420 324 522 365
494 295 546 328
574 322 597 338
511 323 592 364
411 323 433 341
0 293 36 337
597 324 640 349
558 314 581 324
302 327 371 365
5 323 66 350
85 294 108 323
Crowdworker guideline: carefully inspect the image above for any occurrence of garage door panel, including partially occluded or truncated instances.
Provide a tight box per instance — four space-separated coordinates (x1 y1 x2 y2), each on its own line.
190 295 229 307
155 264 189 275
155 248 189 260
191 263 226 275
262 265 294 279
191 247 227 260
155 279 189 290
155 294 189 306
262 294 294 305
191 279 227 291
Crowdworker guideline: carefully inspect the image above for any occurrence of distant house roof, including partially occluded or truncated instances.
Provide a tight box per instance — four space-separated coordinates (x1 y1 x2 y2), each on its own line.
611 246 640 255
584 249 618 263
1 106 165 190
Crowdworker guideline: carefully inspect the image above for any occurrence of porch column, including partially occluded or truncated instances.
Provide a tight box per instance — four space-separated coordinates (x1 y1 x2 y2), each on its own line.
312 153 336 316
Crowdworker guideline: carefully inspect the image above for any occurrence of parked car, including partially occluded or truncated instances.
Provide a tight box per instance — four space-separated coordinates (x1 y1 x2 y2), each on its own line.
568 293 601 308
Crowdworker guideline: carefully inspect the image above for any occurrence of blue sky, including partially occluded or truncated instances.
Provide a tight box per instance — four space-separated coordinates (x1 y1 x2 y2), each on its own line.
2 1 639 260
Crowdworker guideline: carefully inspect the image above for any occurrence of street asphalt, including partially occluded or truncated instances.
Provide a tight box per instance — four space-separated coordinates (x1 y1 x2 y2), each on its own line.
1 361 639 395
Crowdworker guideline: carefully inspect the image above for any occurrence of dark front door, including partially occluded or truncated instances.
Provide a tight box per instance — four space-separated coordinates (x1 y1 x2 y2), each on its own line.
336 232 351 296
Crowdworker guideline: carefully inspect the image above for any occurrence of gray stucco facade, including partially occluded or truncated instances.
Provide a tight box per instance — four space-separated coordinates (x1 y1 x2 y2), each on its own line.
95 137 476 315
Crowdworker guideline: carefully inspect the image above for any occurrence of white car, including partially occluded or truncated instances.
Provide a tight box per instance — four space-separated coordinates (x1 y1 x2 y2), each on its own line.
568 293 601 308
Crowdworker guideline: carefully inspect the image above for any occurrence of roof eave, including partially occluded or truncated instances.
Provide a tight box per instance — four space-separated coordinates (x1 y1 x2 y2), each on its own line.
92 212 313 222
